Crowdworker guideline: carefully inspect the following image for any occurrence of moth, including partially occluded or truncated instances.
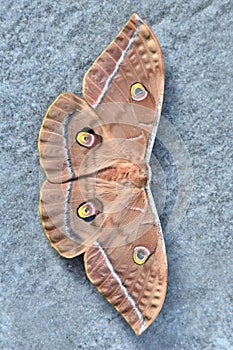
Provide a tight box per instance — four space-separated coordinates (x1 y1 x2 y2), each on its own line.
39 13 167 335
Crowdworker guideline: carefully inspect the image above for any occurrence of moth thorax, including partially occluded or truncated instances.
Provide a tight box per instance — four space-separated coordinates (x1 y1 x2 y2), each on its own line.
97 161 147 188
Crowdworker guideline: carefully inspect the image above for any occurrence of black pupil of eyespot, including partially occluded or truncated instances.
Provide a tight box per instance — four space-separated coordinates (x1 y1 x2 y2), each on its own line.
137 251 145 260
85 207 89 213
135 87 143 96
84 135 89 141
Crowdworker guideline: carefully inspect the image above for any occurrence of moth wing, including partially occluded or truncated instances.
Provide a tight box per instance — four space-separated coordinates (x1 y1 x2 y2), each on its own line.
39 177 149 258
84 191 167 335
39 94 152 183
83 13 164 157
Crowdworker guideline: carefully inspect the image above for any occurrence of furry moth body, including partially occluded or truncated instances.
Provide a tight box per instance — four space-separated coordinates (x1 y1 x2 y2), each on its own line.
39 13 167 335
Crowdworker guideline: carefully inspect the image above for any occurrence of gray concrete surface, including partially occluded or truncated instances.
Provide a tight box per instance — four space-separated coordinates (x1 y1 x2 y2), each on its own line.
1 1 232 349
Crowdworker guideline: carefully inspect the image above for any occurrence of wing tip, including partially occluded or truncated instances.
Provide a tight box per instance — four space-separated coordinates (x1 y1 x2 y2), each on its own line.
130 13 141 22
82 13 144 105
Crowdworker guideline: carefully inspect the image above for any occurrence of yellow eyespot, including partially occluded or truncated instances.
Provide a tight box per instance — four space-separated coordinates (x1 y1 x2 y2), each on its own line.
76 131 95 148
133 246 150 265
130 83 148 101
77 202 97 222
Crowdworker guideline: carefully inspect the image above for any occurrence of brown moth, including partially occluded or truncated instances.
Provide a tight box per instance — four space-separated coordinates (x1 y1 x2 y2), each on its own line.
38 13 167 335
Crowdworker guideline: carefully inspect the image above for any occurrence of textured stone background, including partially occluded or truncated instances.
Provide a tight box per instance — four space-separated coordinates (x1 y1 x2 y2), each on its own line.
1 1 232 349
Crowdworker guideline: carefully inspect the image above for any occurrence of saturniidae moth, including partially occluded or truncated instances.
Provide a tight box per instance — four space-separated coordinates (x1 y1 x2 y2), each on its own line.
38 13 167 335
